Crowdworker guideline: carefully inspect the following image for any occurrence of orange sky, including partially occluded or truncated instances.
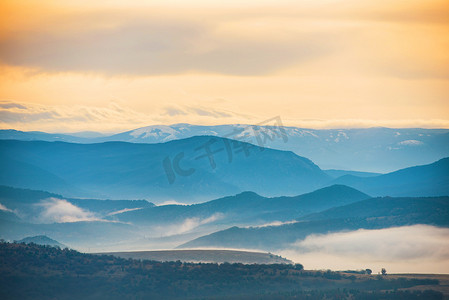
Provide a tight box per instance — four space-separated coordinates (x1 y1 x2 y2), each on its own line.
0 0 448 132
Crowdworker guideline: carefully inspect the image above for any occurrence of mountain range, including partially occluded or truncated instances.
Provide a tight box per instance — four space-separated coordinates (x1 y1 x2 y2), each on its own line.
0 185 368 248
180 195 449 251
109 185 370 227
2 125 448 173
0 137 447 202
0 137 330 202
333 157 449 197
2 183 448 252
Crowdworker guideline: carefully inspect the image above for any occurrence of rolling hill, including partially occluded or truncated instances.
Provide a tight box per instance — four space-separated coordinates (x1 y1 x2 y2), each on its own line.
332 157 449 197
179 196 449 251
110 185 370 226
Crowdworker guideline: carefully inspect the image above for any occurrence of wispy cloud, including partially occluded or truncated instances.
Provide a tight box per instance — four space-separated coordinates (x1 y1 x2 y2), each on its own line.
0 203 13 212
0 100 251 132
154 213 224 237
107 207 144 216
247 220 298 228
37 198 100 223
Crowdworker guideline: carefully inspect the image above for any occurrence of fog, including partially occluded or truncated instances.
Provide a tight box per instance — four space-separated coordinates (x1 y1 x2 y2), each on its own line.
248 220 298 228
0 203 12 212
152 213 224 237
37 198 100 223
278 225 449 274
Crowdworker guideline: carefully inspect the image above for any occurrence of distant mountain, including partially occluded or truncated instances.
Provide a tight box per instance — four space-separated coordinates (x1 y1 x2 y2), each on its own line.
179 196 449 250
101 125 449 172
324 169 381 178
0 129 91 143
109 185 370 226
1 219 139 249
2 126 448 173
0 157 83 197
332 157 449 197
0 137 330 202
0 185 368 251
17 235 66 248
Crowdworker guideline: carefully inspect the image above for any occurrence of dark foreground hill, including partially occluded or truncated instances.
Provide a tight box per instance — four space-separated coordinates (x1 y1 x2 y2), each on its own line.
0 242 444 300
180 196 449 250
0 137 330 202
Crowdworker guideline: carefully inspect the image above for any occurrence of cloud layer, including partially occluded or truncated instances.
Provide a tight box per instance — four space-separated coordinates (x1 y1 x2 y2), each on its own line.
2 100 448 133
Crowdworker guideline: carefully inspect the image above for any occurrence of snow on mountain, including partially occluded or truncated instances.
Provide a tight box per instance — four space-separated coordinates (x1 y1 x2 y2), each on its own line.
397 140 424 146
1 125 448 173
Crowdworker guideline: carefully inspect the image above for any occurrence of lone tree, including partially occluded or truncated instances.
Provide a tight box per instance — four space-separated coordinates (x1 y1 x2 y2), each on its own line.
365 269 372 275
381 268 387 275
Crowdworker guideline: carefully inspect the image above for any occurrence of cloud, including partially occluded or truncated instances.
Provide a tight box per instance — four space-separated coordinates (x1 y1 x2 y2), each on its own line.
189 107 233 118
0 203 13 212
162 105 235 118
0 102 26 109
37 198 100 223
154 213 224 237
278 225 449 274
0 1 448 79
162 107 188 117
0 9 337 76
0 100 154 132
0 100 247 132
157 200 188 206
107 207 144 216
1 100 448 132
247 220 298 228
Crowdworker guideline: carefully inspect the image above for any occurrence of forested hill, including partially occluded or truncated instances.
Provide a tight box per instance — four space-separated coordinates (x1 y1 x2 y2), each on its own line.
0 242 444 300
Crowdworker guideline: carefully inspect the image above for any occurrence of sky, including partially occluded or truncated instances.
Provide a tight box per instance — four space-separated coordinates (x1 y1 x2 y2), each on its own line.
0 0 448 133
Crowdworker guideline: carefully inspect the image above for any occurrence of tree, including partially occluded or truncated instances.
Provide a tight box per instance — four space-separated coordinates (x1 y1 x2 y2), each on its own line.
365 269 372 275
381 268 387 275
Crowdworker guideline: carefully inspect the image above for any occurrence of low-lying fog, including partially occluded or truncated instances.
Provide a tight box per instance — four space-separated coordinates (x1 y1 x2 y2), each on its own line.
278 225 449 274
